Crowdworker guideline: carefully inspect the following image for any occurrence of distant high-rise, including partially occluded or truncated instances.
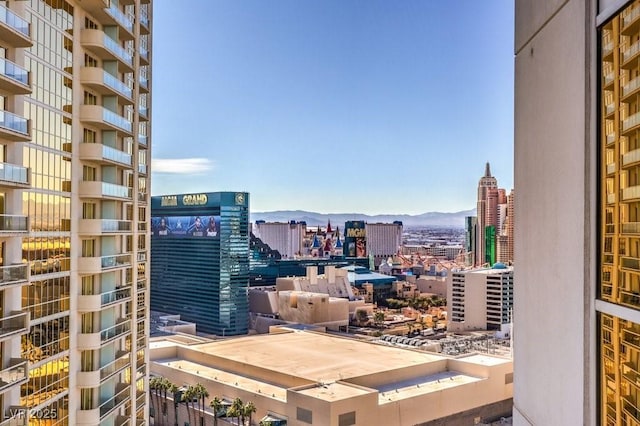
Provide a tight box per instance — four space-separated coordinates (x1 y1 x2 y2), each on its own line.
476 163 498 265
465 216 477 266
506 190 515 263
254 220 306 259
151 192 250 336
365 222 403 266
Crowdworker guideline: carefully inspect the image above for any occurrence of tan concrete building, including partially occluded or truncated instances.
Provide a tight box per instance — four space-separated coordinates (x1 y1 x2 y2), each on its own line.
447 267 513 332
150 328 513 426
277 291 349 330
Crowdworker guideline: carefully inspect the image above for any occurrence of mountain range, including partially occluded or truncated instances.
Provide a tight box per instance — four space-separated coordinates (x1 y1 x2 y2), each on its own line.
250 209 476 228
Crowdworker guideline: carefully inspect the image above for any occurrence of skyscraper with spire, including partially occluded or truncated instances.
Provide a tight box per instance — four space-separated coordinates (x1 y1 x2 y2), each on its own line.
476 163 498 265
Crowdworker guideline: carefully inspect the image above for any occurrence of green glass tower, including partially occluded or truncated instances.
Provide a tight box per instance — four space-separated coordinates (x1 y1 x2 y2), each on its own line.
151 192 250 335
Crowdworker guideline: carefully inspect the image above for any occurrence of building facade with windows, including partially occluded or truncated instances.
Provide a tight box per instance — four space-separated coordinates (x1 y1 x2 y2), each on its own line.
253 220 306 259
0 0 153 424
512 0 640 424
150 192 250 336
447 266 513 332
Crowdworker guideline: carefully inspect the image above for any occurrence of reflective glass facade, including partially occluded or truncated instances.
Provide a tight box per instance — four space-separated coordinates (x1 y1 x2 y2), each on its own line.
151 192 250 335
600 2 640 424
0 0 152 424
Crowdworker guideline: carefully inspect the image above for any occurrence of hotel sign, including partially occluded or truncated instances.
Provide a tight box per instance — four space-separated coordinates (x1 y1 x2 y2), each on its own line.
160 195 177 207
182 194 208 206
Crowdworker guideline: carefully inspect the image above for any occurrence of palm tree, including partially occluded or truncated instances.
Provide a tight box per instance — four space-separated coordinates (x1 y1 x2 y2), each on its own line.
227 397 243 425
149 377 160 422
243 401 257 426
210 397 224 426
160 378 175 425
194 383 209 426
182 385 197 426
170 384 180 426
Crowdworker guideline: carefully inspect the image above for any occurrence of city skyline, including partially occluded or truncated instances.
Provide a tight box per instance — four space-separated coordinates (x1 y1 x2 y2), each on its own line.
151 1 515 215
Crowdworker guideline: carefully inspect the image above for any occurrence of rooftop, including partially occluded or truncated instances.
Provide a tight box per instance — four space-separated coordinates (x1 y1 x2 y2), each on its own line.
193 331 443 382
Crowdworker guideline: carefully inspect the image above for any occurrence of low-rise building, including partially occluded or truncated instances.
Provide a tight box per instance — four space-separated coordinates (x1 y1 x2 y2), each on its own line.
150 328 513 426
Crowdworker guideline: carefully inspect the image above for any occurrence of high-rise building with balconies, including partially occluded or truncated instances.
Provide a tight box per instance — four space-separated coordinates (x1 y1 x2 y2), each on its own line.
0 0 151 424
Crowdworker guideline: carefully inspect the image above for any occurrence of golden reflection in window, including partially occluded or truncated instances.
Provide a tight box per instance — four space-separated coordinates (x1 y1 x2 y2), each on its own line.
22 192 70 231
20 356 69 408
21 317 69 364
22 277 69 321
22 238 70 276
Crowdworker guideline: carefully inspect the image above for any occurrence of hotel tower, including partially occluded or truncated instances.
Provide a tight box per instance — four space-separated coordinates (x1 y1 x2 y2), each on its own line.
514 0 640 424
0 0 152 424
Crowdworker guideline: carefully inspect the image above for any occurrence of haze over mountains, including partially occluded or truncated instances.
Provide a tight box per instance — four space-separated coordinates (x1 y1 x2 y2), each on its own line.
250 209 476 228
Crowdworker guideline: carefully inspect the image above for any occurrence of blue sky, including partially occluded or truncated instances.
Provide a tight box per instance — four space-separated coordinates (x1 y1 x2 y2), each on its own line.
151 1 514 215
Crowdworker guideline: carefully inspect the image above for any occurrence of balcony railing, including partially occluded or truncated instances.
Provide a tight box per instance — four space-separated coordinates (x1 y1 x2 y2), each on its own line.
103 219 132 232
0 57 28 86
624 149 640 167
140 11 149 28
624 112 640 132
102 182 133 199
139 105 148 118
623 395 640 421
103 144 132 165
0 215 27 233
605 103 615 115
138 164 147 174
106 4 133 33
99 385 130 418
103 34 133 67
607 133 616 144
100 352 130 380
102 254 132 269
0 358 27 394
102 108 132 133
0 162 28 186
623 222 640 234
622 256 640 271
0 4 29 38
103 70 133 99
139 46 148 62
604 72 614 86
0 312 28 340
625 78 640 98
624 42 640 63
139 75 148 91
138 134 147 146
624 185 640 201
607 162 616 174
0 264 27 287
620 289 640 307
0 110 28 135
102 320 130 343
624 6 640 29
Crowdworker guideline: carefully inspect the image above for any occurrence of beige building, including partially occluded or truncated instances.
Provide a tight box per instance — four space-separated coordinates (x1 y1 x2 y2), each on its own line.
0 0 152 424
254 221 306 259
249 266 368 331
277 291 349 330
150 328 513 426
276 266 356 300
447 267 513 332
365 222 403 265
